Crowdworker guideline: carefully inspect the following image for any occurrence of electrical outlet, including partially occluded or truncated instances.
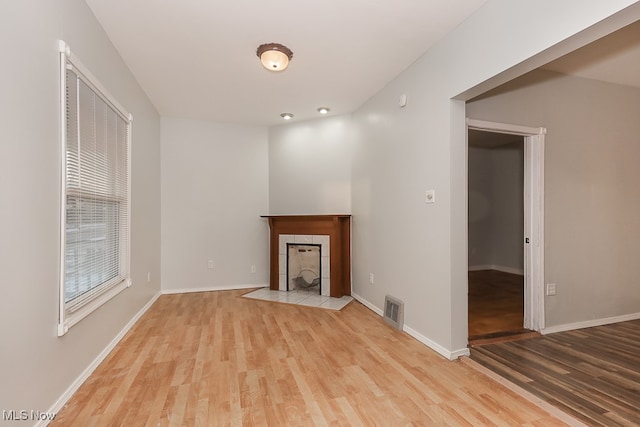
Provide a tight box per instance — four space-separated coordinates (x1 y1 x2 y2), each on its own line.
369 273 375 285
425 189 435 204
546 283 556 296
207 260 214 269
251 265 256 273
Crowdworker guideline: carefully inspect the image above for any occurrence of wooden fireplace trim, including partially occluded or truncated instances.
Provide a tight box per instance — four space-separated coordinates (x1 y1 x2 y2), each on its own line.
261 215 351 298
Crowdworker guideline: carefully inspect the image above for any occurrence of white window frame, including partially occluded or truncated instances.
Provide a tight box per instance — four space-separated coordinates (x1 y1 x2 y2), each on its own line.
58 41 133 336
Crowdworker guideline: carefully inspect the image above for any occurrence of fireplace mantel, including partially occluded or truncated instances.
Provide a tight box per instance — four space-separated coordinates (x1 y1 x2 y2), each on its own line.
261 215 351 298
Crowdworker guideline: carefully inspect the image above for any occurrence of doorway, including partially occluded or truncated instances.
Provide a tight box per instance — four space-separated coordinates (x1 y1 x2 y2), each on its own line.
466 119 545 344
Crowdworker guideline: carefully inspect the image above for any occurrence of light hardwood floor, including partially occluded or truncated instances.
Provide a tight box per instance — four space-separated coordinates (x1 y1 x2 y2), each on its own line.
52 290 570 426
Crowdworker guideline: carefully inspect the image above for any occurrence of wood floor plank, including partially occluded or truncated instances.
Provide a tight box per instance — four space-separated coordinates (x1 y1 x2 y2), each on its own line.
472 320 640 427
52 290 571 426
468 270 526 339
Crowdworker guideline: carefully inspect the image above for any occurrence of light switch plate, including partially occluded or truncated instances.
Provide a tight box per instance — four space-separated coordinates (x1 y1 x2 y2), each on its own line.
546 283 556 296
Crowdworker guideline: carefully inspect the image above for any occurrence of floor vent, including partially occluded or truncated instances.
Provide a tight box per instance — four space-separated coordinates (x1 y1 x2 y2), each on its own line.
383 295 404 331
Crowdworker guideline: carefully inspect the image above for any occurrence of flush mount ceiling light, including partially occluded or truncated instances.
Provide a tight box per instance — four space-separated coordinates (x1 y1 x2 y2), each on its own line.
280 113 294 120
317 107 330 114
257 43 293 72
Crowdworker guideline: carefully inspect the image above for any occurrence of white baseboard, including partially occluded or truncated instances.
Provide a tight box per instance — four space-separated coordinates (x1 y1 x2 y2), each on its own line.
468 264 524 275
161 284 267 295
403 325 470 360
351 292 468 361
468 264 493 272
541 311 640 335
40 291 162 427
351 291 383 316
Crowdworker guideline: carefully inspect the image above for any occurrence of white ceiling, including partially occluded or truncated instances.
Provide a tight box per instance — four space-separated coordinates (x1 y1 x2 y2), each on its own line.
543 19 640 89
85 2 640 127
85 0 489 126
468 20 640 148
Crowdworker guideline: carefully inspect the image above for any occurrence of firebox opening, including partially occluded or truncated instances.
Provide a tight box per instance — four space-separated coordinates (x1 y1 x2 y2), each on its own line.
286 243 322 294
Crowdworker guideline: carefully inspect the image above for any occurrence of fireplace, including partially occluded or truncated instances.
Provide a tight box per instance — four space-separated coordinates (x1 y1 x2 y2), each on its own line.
261 215 351 298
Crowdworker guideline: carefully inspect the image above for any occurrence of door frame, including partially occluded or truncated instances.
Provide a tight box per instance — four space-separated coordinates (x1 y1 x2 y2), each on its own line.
467 118 546 331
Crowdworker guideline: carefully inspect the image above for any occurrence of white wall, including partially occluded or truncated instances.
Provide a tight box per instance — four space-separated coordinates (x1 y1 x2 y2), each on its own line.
269 115 352 214
0 0 161 415
468 144 524 272
161 118 269 291
491 144 525 271
350 0 640 356
468 147 494 267
467 69 640 327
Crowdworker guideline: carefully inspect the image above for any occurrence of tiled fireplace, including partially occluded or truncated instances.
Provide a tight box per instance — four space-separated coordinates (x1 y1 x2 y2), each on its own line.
262 215 351 298
280 234 329 296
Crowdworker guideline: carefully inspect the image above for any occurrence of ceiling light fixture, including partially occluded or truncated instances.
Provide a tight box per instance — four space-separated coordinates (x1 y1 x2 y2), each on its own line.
280 113 294 120
257 43 293 72
317 107 330 114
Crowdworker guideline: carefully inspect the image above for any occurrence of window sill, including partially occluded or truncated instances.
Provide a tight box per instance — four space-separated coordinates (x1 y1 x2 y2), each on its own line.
58 278 131 336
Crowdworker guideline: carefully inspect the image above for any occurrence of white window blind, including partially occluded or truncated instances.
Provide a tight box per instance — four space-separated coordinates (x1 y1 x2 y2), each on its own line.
58 41 132 336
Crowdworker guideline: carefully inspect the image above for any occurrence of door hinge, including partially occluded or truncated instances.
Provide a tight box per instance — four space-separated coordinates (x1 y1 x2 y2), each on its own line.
525 237 530 244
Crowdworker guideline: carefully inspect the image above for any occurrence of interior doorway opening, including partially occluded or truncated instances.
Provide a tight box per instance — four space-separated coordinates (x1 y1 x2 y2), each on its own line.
466 119 546 345
468 131 527 343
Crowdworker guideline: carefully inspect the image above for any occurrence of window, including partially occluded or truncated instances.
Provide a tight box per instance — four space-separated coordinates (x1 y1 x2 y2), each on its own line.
58 41 132 336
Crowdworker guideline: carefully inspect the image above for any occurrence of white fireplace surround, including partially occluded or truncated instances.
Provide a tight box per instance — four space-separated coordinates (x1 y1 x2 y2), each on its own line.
279 234 330 296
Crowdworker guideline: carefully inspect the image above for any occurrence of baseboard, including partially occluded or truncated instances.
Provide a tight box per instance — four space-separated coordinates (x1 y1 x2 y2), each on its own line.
468 264 524 275
351 292 468 360
468 264 494 272
40 291 162 427
403 325 470 360
351 291 383 316
541 311 640 335
161 284 267 295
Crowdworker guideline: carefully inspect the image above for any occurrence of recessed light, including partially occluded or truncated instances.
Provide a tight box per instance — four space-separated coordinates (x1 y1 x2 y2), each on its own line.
317 107 330 114
280 113 294 120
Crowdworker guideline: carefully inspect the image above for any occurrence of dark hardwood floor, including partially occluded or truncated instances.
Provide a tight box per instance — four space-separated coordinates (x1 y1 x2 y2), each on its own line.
468 269 533 345
471 320 640 426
